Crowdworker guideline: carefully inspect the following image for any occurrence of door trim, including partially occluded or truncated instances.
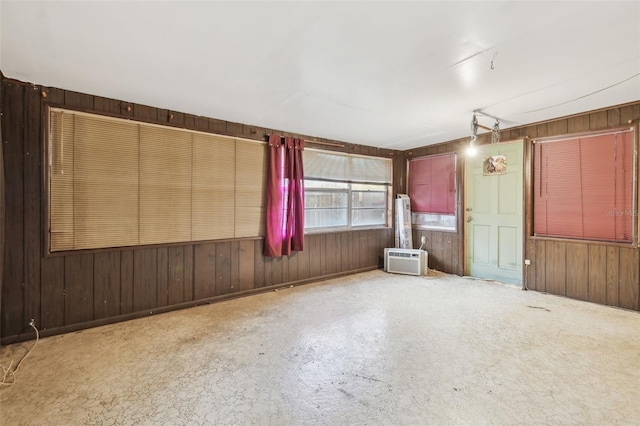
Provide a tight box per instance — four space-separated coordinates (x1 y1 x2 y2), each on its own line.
463 138 525 285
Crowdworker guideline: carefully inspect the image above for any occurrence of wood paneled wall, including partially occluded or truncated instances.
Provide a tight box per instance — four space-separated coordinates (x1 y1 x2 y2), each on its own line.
403 102 640 310
412 229 462 276
0 80 4 327
526 240 639 310
0 78 397 343
2 76 638 344
522 104 640 311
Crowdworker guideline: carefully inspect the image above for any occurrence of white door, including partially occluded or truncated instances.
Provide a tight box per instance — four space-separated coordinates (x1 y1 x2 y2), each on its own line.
464 140 523 285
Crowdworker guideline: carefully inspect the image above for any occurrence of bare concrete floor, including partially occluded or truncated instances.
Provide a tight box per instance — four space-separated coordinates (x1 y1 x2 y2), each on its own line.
1 270 639 425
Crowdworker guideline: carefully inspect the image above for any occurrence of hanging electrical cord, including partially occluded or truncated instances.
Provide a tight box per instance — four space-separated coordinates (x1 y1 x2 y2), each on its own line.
0 321 40 386
517 72 640 115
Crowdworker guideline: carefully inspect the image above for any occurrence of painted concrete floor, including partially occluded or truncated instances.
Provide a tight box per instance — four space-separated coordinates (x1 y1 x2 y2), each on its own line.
1 270 639 425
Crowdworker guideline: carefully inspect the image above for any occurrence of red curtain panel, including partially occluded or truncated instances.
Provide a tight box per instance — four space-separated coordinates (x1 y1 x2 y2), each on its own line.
264 135 304 257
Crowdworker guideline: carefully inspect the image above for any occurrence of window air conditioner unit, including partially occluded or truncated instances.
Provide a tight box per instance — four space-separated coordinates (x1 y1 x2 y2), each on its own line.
384 248 428 276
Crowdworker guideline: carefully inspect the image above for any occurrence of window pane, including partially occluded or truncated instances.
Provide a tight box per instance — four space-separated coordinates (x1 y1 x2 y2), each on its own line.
352 209 386 227
305 190 348 228
305 209 348 228
303 165 391 231
305 191 348 208
352 191 386 208
412 212 456 231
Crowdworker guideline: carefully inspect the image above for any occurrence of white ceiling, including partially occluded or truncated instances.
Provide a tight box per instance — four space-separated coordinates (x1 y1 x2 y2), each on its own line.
2 1 639 150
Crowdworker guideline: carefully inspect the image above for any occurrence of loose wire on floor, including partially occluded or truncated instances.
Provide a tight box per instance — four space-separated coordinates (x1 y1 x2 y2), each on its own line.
0 322 40 386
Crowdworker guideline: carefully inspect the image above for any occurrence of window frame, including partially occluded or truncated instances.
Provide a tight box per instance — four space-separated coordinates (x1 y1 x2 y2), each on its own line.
302 148 392 233
531 126 638 246
44 106 267 256
303 179 391 232
407 153 458 232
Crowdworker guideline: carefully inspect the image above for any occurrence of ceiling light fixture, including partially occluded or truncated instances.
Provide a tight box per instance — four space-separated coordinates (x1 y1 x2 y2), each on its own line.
466 113 478 156
466 136 478 156
491 119 500 144
467 111 501 155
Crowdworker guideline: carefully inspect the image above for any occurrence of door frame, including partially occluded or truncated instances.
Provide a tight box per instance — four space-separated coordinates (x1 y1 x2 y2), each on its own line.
462 138 527 288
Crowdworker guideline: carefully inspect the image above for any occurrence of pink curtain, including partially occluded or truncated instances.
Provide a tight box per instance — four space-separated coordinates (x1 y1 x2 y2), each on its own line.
264 135 304 257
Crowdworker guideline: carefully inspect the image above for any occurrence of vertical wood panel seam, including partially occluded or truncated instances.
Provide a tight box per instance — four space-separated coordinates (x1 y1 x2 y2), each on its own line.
21 85 27 329
585 244 590 300
190 134 194 241
616 248 621 308
92 254 96 320
119 251 124 315
62 256 66 325
562 242 567 296
604 245 608 305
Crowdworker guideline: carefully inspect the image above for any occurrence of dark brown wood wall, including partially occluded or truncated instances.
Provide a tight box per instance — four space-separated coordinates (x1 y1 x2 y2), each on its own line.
0 80 4 327
403 102 640 310
2 77 637 344
0 79 397 343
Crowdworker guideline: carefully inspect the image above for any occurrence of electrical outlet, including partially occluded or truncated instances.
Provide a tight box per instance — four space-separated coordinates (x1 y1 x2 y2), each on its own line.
29 319 35 327
524 259 531 265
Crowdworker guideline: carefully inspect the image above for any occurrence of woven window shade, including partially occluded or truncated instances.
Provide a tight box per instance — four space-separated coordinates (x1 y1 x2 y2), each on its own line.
235 140 266 237
73 115 139 249
139 126 192 245
192 134 235 240
50 111 75 251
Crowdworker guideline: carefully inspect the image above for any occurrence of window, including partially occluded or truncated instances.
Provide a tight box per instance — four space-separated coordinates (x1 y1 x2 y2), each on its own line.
533 128 636 243
408 153 457 231
48 108 266 252
303 150 392 231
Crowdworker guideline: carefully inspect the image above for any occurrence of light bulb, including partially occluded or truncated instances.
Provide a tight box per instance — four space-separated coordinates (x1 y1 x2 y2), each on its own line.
466 144 477 156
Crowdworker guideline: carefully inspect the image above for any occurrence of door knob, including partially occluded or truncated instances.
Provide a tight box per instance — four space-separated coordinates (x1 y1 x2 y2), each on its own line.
466 216 473 223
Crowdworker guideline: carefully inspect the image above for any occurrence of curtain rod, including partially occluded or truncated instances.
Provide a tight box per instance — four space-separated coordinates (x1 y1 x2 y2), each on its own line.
266 134 345 148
